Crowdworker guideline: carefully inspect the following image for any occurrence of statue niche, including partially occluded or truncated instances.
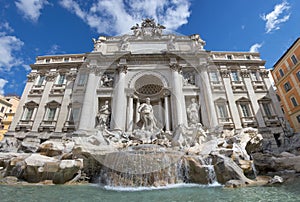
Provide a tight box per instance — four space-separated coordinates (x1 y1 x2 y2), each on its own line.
136 97 159 132
96 100 111 129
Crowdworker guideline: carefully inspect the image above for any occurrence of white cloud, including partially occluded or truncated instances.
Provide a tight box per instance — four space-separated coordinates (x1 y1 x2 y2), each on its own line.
0 22 14 33
59 0 191 34
0 32 24 72
261 1 290 33
15 0 49 22
0 78 8 95
249 43 263 53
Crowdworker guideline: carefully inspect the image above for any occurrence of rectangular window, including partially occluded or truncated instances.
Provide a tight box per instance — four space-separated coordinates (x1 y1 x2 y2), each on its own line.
25 108 34 120
291 97 298 107
246 55 251 60
227 55 232 60
297 115 300 123
291 55 298 65
45 59 50 63
47 108 56 121
210 72 219 82
284 82 292 92
78 74 87 86
37 75 45 86
240 104 251 117
279 69 284 77
262 103 272 118
231 71 239 81
217 104 228 118
0 106 5 113
297 71 300 82
64 58 69 62
57 74 65 85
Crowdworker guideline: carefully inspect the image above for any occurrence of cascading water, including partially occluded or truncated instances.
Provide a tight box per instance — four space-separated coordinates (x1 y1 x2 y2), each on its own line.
198 157 218 185
96 145 190 187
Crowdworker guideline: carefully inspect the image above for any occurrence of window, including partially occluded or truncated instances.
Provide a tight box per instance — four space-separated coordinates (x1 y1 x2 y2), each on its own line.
227 55 232 60
291 97 298 107
297 71 300 82
45 59 50 63
78 74 87 86
246 55 251 60
262 103 272 118
37 75 45 86
209 72 219 82
47 108 57 121
240 104 251 117
217 104 228 118
57 74 65 85
279 69 284 77
283 82 292 92
0 106 4 113
64 58 69 62
24 108 34 120
291 55 298 65
231 71 239 81
297 115 300 123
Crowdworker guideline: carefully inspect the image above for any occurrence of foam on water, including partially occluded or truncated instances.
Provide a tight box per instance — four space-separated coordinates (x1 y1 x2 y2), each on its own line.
99 183 222 192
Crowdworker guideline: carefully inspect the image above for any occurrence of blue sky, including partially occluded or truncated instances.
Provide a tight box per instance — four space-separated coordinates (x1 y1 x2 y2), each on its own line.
0 0 299 96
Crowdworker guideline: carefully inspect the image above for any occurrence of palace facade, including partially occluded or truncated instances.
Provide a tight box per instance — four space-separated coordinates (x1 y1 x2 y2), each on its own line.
7 19 284 141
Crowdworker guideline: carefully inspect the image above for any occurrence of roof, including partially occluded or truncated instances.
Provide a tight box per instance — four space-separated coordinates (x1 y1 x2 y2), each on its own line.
273 37 300 67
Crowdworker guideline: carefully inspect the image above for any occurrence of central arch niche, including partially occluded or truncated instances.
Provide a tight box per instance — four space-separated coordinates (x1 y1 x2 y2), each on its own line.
126 72 171 132
134 75 164 97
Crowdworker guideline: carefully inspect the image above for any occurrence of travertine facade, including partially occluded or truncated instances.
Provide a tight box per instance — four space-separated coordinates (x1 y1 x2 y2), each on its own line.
7 19 284 141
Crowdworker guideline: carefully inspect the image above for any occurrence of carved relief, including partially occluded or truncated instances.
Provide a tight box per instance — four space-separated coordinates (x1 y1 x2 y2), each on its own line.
190 34 206 50
259 70 269 78
169 63 182 73
100 73 114 87
183 72 195 86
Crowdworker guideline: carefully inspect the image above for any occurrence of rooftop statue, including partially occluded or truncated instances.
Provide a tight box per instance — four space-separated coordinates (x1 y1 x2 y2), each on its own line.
130 18 166 38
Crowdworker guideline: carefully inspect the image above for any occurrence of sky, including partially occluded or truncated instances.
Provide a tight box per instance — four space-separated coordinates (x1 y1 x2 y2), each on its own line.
0 0 299 96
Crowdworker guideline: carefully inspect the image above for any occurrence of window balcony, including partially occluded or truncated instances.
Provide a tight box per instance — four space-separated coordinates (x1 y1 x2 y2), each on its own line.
62 121 76 132
241 117 258 128
263 115 281 127
231 81 246 91
218 117 234 129
38 120 57 132
211 81 225 92
50 84 66 95
16 120 34 131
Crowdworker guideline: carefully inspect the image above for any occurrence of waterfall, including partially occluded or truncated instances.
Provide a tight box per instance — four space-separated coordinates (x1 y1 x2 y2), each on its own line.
198 157 218 185
96 146 189 187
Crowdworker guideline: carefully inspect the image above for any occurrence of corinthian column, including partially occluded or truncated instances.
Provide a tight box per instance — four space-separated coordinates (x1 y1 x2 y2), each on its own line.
111 61 127 131
78 66 98 130
170 59 187 127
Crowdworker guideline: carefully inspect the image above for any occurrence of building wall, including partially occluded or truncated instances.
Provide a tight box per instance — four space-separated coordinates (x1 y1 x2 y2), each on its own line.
272 38 300 132
7 32 284 140
0 96 20 139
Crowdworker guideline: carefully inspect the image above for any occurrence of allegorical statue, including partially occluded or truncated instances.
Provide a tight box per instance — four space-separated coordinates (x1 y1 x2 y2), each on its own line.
137 97 158 132
96 100 111 129
187 98 200 125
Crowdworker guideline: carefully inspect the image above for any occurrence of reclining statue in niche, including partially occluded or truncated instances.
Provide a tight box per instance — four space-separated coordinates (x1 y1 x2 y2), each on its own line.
96 100 111 129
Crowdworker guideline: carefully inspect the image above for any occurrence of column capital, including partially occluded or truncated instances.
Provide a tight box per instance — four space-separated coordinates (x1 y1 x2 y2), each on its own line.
240 70 250 78
117 64 128 74
27 73 38 82
169 62 182 73
87 64 101 75
45 72 58 81
259 70 269 78
220 70 230 78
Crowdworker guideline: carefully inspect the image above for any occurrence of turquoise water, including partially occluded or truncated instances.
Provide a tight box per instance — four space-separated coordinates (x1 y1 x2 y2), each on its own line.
1 181 300 202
